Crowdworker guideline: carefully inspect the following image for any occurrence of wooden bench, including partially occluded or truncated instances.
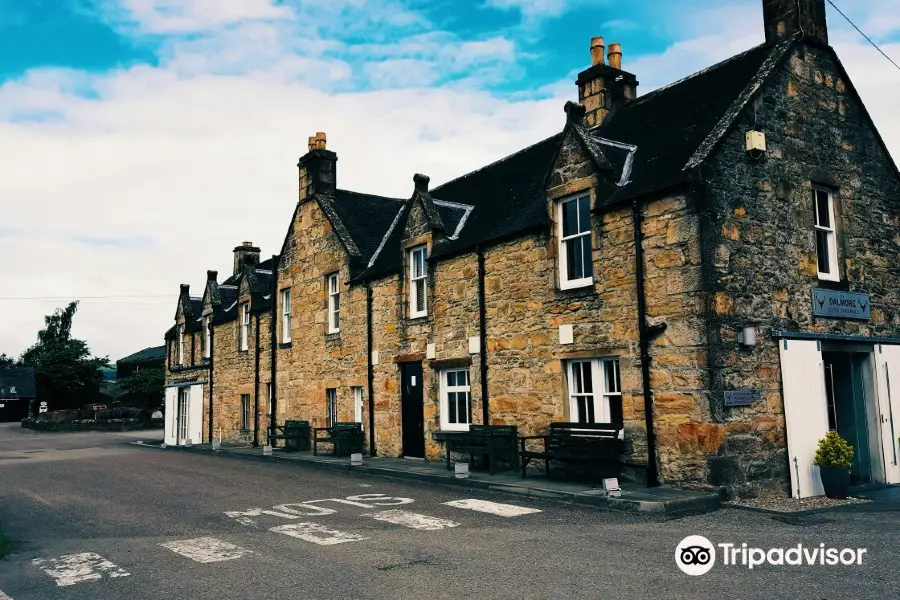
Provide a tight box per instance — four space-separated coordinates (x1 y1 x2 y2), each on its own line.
313 422 364 457
445 425 518 475
268 420 310 451
520 422 622 481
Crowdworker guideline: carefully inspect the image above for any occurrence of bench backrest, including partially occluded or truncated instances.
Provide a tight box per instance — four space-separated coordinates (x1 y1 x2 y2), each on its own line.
331 422 362 433
468 424 517 443
548 422 621 453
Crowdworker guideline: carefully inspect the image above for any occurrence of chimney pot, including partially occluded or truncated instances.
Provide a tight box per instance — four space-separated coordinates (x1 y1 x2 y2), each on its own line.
180 284 190 295
207 270 218 281
315 132 327 150
413 173 430 192
607 42 622 70
308 136 316 151
590 36 605 66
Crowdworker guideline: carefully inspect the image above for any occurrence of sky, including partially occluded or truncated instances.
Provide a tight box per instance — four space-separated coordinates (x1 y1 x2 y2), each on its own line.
1 0 898 363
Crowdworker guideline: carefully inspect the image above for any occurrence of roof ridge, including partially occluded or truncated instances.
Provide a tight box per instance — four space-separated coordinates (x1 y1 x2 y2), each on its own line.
622 42 768 109
431 132 564 193
336 189 405 203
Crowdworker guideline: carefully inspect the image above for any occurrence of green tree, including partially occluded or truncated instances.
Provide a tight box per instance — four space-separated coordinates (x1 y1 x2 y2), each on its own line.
117 367 164 408
0 353 18 368
19 302 109 410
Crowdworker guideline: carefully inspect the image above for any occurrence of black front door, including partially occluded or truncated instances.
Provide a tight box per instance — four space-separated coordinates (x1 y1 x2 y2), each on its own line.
400 362 425 458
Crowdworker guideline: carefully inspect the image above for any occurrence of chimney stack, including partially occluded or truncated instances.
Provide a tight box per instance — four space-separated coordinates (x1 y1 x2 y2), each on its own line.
576 38 638 128
763 0 828 46
590 36 605 66
233 241 260 276
207 270 218 281
298 131 337 202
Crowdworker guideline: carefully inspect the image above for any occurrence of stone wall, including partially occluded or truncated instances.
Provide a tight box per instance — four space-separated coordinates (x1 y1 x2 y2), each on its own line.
209 307 272 445
698 44 900 497
277 198 369 447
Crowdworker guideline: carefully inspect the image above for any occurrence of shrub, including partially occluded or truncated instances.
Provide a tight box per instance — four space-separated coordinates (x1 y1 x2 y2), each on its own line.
814 430 854 468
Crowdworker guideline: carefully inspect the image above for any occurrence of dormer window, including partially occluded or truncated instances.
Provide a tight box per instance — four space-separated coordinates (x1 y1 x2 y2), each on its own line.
409 245 428 318
202 316 211 359
177 324 184 365
240 302 250 351
557 194 593 289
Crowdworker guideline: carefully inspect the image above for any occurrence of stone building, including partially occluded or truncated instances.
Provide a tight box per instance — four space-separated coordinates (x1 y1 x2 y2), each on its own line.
164 0 900 498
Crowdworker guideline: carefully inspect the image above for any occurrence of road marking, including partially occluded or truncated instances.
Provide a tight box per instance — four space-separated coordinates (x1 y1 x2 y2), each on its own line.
226 494 415 526
32 552 130 587
443 499 542 517
270 523 369 545
368 509 460 531
160 537 252 563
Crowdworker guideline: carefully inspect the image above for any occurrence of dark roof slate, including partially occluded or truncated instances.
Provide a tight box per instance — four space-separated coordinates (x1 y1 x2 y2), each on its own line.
0 367 36 399
327 190 405 263
592 41 788 206
117 345 166 364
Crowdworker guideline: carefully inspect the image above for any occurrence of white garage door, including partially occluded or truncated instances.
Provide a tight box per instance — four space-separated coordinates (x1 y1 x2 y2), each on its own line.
189 384 204 444
164 387 177 446
779 339 830 498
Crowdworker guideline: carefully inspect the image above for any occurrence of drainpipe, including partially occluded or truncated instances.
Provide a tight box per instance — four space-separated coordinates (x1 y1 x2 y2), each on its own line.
253 311 261 447
269 255 278 447
632 200 662 487
366 283 377 456
477 247 489 425
208 322 214 443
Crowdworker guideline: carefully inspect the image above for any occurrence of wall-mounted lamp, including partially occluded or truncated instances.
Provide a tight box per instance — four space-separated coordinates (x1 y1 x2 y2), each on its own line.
738 326 758 347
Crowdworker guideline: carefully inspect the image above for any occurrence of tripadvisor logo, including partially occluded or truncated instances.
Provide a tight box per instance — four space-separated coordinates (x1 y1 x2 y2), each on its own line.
675 536 867 576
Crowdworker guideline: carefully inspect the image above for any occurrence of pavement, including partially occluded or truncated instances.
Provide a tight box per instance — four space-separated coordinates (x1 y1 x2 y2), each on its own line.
160 440 721 516
1 422 899 600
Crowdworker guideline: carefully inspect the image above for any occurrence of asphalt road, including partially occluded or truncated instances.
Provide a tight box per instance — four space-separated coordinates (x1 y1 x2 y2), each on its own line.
0 423 897 600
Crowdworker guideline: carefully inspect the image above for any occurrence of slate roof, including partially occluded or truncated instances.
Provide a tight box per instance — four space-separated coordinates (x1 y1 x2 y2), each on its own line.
0 367 36 399
117 345 166 365
592 40 790 206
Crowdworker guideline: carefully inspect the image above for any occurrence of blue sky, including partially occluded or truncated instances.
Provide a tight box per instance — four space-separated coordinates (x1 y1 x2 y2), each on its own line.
0 0 897 360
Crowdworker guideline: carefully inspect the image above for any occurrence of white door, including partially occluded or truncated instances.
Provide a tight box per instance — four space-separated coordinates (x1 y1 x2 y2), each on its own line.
779 339 830 498
164 387 177 446
177 387 189 444
874 344 900 484
189 384 204 444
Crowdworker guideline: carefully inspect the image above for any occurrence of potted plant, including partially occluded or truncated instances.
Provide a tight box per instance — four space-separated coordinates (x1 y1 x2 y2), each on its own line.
814 430 855 499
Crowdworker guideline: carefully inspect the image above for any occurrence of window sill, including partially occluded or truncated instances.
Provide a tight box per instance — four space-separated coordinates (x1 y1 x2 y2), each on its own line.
815 278 849 292
554 285 598 301
278 341 292 349
405 315 431 324
325 332 341 343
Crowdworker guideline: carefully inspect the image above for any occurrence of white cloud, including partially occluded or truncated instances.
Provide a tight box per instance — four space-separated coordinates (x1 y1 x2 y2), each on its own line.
2 0 897 363
485 0 570 18
105 0 295 34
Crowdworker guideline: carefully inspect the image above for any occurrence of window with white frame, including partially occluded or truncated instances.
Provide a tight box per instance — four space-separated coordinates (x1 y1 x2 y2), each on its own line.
409 245 428 318
239 302 250 351
202 316 211 359
326 388 337 428
557 194 593 289
177 324 184 365
327 273 340 333
566 358 622 425
178 387 189 441
353 386 364 431
440 369 471 431
281 289 292 343
813 187 839 281
240 393 251 431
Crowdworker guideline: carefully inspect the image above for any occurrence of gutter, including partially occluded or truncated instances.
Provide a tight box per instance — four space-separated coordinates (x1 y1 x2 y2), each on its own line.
253 311 261 447
477 247 489 425
269 255 278 448
366 283 377 456
632 200 665 488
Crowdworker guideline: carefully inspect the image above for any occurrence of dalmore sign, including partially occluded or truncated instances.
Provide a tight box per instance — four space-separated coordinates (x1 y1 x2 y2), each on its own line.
812 289 871 320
